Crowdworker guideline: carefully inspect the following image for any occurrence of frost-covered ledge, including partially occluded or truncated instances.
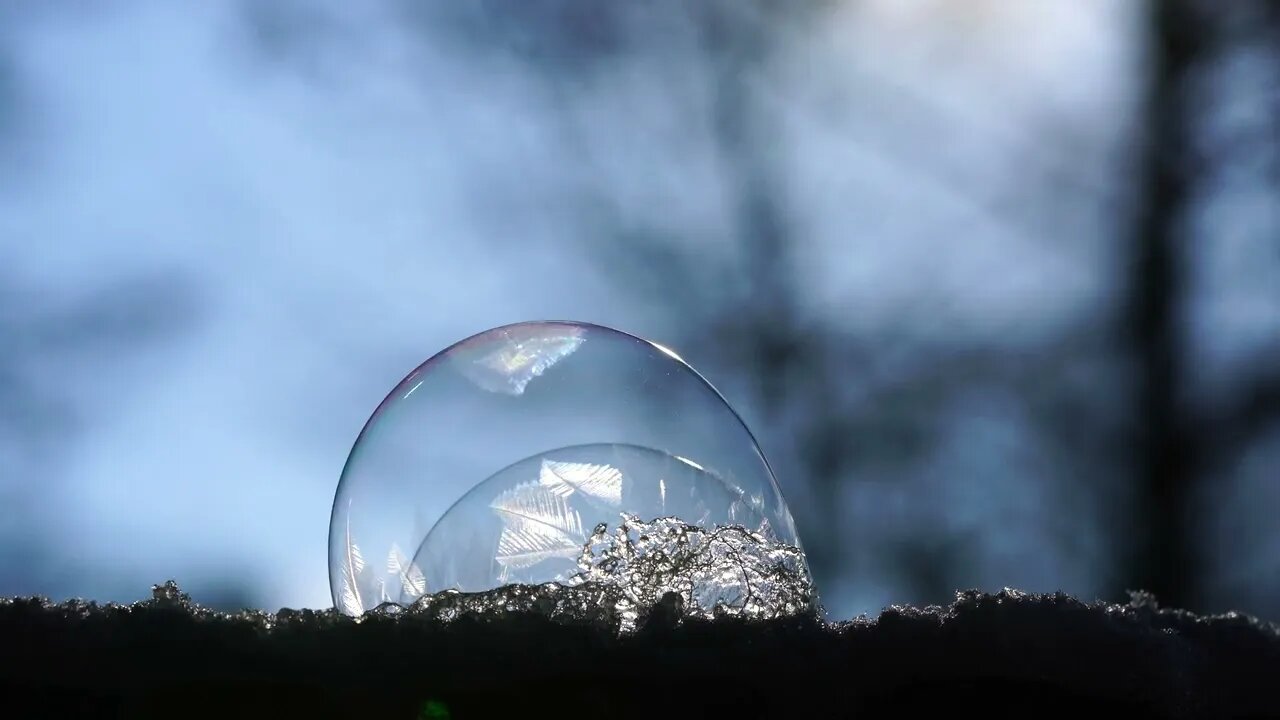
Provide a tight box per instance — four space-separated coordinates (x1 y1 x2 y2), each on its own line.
3 584 1277 719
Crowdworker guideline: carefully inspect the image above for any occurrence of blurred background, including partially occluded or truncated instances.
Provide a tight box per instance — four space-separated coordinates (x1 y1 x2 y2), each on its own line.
1 0 1277 622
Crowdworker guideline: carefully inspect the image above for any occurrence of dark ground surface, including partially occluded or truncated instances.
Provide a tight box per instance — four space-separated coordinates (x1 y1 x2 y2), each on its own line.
2 583 1278 720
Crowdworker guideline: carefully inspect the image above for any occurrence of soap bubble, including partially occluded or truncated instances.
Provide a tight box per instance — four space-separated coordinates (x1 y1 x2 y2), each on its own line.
328 321 804 616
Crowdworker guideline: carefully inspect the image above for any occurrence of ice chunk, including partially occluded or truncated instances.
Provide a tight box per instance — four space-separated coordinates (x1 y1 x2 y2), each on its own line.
564 514 817 632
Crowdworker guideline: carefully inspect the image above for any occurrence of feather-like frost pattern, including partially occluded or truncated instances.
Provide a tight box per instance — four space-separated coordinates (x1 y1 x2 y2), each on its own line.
539 459 623 506
341 579 363 617
347 538 365 575
341 519 366 616
490 481 586 569
387 543 427 598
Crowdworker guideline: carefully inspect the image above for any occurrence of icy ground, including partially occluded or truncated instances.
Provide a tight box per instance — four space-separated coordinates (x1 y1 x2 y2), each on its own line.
5 575 1280 717
4 516 1279 717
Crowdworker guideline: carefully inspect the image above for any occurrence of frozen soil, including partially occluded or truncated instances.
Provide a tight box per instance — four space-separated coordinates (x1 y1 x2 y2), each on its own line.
2 582 1278 719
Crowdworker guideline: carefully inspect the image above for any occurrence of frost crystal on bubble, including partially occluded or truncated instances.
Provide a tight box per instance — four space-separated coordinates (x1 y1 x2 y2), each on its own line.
451 325 586 395
387 543 426 598
490 480 587 574
538 459 623 506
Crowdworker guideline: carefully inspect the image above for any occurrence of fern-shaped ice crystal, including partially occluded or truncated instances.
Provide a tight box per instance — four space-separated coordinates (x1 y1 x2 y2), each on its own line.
538 459 623 506
490 480 587 571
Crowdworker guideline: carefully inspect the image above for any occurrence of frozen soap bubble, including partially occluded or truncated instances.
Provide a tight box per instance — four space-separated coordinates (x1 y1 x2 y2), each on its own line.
328 321 809 619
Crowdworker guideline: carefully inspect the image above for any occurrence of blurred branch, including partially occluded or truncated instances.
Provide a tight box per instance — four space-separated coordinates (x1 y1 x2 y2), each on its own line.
797 321 1118 471
760 2 1136 245
1205 354 1280 464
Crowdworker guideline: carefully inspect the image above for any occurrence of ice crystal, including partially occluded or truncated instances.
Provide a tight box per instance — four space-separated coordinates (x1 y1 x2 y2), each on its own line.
564 514 816 632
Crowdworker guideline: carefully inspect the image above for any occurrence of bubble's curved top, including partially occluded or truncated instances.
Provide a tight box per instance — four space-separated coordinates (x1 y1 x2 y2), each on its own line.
328 321 800 616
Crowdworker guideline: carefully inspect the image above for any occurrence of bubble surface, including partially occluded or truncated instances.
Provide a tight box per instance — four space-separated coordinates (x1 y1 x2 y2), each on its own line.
329 321 807 617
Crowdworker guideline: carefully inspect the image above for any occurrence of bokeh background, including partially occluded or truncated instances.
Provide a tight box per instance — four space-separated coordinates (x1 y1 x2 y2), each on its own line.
1 0 1277 622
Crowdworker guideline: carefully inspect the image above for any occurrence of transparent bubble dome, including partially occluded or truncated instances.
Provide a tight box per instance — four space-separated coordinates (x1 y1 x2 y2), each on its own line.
328 321 805 616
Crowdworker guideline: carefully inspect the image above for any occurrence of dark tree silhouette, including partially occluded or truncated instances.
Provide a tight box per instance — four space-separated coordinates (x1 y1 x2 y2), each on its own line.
1121 0 1204 614
1122 0 1280 614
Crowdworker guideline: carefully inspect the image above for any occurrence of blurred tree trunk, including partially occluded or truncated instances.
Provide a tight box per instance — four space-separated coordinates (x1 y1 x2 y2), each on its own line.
1122 0 1204 612
697 3 845 589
